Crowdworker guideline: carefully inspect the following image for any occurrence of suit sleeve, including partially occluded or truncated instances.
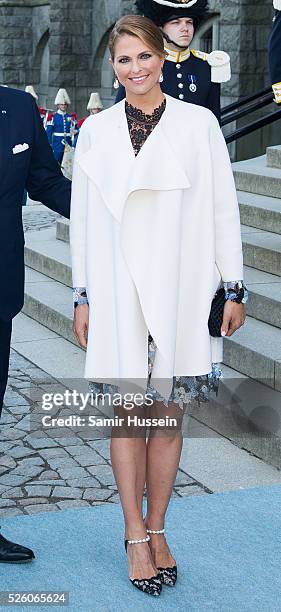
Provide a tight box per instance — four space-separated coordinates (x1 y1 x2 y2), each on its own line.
25 98 71 219
69 120 91 288
115 84 126 103
209 113 244 281
207 82 221 124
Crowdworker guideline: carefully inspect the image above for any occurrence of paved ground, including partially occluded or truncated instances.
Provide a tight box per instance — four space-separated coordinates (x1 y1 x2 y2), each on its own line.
23 205 59 233
0 349 211 519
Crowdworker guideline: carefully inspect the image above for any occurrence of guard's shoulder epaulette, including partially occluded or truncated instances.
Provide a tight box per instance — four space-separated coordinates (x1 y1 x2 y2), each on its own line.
191 49 208 61
207 50 231 83
191 48 231 82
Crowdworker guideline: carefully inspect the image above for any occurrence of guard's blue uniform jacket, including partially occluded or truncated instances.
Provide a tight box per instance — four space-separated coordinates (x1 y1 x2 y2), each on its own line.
47 110 78 163
269 9 281 103
115 47 221 123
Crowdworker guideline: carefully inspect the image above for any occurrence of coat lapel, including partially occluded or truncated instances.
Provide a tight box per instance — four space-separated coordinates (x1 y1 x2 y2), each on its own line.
77 96 191 222
0 91 11 183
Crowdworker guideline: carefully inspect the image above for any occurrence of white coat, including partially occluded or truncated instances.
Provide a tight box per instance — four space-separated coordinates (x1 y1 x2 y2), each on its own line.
70 94 244 398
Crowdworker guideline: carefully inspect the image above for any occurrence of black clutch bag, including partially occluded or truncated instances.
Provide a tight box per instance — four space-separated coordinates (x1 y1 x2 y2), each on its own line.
208 287 227 337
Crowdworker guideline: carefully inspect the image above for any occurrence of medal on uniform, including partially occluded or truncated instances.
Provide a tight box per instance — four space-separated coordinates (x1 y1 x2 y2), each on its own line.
188 74 197 93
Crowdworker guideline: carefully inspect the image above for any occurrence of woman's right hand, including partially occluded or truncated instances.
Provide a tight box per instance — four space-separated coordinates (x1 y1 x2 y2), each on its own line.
73 304 89 348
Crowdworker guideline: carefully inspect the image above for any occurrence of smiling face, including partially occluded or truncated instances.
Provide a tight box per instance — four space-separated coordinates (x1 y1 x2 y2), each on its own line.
162 17 194 48
112 34 164 97
58 103 68 113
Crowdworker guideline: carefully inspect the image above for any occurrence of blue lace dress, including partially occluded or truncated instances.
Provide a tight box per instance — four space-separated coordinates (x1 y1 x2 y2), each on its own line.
74 99 246 410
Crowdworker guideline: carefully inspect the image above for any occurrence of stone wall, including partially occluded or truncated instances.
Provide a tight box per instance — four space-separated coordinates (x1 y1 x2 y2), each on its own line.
47 0 93 112
47 0 134 115
0 1 33 87
0 1 50 96
206 0 273 100
0 0 280 157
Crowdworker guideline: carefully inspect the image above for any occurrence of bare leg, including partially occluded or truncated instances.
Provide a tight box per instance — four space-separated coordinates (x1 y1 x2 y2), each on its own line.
110 436 146 525
110 406 158 580
145 400 184 568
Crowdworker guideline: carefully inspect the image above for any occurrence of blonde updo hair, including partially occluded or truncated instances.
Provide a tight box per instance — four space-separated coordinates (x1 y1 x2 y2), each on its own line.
109 14 166 61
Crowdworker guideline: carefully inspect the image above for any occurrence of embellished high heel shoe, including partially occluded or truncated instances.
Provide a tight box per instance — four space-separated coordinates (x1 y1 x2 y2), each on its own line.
146 528 177 587
124 535 162 596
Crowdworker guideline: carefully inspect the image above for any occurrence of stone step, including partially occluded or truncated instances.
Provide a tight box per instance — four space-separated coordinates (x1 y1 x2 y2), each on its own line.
26 227 281 322
223 316 281 391
24 264 281 336
12 312 85 379
241 225 281 277
24 263 281 335
267 145 281 169
233 155 281 198
22 267 77 346
55 221 281 279
244 266 281 329
59 202 281 243
238 191 281 235
23 266 281 392
56 217 69 243
24 228 72 287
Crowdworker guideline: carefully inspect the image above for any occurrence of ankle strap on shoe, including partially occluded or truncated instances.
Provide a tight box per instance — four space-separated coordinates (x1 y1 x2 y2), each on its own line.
146 528 165 534
127 535 150 544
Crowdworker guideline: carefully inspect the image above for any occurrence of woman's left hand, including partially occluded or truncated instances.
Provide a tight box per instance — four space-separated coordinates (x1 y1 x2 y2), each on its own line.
221 301 246 337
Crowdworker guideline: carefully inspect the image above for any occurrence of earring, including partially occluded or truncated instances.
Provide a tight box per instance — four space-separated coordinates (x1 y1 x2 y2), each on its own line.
159 71 164 83
113 76 119 90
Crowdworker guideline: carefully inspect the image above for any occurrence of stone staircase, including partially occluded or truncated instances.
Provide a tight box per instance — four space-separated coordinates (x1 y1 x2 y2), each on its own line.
229 144 281 391
22 145 281 393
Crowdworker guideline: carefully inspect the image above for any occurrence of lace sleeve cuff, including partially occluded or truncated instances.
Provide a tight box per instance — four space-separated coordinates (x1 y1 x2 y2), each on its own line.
223 280 248 304
73 287 88 307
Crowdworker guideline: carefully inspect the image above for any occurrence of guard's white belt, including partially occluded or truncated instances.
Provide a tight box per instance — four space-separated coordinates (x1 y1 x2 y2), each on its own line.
53 132 69 136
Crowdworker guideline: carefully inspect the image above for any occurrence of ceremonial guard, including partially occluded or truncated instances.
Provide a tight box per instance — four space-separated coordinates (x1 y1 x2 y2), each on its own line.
269 0 281 104
115 0 230 122
47 88 78 164
77 92 104 130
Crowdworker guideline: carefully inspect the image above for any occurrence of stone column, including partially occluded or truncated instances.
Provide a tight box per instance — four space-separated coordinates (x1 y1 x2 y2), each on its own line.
48 0 94 117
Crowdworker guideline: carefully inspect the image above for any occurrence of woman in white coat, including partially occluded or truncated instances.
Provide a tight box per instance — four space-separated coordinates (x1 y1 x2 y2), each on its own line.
70 14 247 597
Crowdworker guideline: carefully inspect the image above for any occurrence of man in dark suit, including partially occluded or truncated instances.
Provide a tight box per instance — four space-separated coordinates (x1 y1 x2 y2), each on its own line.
0 85 71 563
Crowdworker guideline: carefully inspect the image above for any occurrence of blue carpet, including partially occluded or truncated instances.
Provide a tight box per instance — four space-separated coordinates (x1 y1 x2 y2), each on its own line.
1 485 281 612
